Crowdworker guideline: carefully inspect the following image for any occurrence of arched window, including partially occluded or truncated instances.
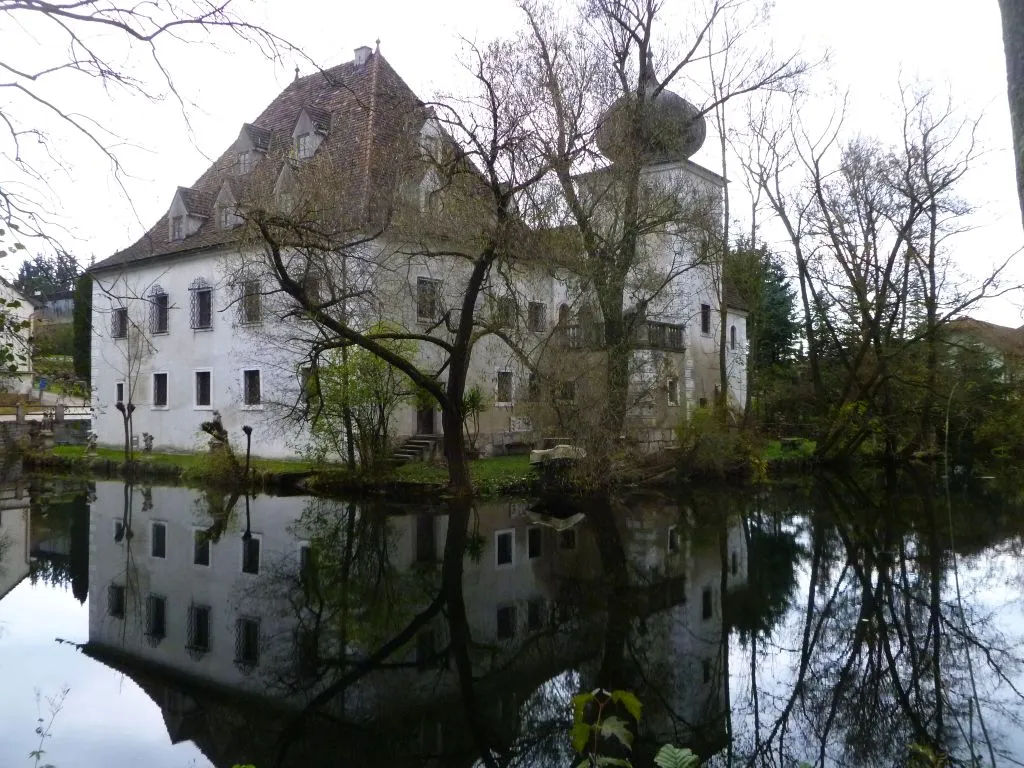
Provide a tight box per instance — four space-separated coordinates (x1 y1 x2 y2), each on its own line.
730 325 737 350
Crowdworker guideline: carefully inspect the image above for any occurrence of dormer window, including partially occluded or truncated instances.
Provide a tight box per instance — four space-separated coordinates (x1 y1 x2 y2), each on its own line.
218 206 239 230
296 134 314 160
238 151 253 175
171 216 183 241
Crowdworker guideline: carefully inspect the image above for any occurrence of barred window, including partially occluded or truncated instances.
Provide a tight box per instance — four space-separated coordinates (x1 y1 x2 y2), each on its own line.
240 280 262 324
151 522 166 558
296 133 314 159
494 296 515 328
149 289 169 334
416 278 441 323
700 304 712 335
238 151 252 175
145 595 167 640
111 307 128 339
235 617 260 666
528 302 546 332
107 584 125 618
189 278 213 330
187 604 211 653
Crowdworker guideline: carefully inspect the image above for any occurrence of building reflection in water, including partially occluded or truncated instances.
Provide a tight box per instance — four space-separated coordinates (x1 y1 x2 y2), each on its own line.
78 481 747 766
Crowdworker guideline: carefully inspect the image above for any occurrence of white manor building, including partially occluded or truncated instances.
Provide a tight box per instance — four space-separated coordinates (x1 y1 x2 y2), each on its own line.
89 45 747 459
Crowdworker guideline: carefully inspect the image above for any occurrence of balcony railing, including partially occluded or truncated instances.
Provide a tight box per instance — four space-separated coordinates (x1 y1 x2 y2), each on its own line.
553 320 684 351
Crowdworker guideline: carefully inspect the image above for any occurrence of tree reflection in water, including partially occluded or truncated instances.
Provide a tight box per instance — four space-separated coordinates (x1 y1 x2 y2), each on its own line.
47 469 1024 767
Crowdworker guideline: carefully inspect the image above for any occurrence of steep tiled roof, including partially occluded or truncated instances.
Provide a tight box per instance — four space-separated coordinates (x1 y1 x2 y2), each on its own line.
946 317 1024 356
92 50 424 273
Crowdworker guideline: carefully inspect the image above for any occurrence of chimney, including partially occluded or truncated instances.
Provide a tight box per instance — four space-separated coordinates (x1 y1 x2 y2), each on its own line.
354 46 372 67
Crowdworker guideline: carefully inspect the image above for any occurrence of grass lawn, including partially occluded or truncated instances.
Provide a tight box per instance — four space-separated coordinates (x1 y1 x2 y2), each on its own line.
392 453 533 489
44 446 533 493
762 438 816 461
50 445 314 476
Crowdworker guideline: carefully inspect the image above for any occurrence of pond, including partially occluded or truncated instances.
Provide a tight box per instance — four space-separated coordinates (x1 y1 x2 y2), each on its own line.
1 468 1023 767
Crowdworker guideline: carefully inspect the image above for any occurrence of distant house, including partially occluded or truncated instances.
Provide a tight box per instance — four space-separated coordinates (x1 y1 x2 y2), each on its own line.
944 317 1024 383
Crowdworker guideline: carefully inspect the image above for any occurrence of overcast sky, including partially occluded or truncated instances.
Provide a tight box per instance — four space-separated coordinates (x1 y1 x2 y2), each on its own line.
5 0 1021 322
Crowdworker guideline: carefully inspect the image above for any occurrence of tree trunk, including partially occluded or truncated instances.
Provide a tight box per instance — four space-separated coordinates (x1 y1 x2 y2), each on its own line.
999 0 1024 230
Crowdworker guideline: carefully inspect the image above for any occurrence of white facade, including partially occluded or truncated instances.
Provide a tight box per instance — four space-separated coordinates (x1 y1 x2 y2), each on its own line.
86 482 746 730
90 250 310 458
0 480 30 600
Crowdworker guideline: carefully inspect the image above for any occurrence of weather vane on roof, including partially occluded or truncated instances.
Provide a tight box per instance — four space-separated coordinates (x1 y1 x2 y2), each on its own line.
375 38 381 52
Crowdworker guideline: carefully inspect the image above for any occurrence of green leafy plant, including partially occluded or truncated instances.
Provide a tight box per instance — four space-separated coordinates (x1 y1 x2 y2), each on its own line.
570 689 700 768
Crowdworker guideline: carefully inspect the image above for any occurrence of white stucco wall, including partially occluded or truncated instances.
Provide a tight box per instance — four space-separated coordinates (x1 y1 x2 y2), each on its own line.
90 251 309 458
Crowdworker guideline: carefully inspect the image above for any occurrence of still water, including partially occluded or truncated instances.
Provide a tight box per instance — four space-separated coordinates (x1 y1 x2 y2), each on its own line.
1 471 1023 767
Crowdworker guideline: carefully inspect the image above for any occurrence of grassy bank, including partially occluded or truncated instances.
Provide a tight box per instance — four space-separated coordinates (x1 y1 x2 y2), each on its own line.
26 446 536 497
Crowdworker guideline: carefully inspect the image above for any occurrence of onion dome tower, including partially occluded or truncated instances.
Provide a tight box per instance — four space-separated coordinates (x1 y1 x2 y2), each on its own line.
595 54 707 164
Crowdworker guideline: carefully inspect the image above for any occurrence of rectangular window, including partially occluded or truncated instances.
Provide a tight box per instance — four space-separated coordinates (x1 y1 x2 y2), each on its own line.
667 378 679 406
496 605 517 640
417 277 441 322
699 397 708 408
668 525 680 554
145 595 167 639
496 371 513 404
702 658 712 684
113 519 125 542
152 373 168 408
495 529 514 568
299 366 319 405
238 151 252 175
527 372 540 401
700 303 712 335
495 296 516 328
188 605 211 652
242 536 261 575
152 293 169 334
702 586 713 620
191 288 213 330
416 629 437 668
112 307 128 339
171 216 183 241
528 302 546 332
296 133 313 159
195 371 211 408
299 544 317 584
115 382 124 403
151 522 166 559
243 369 261 406
296 628 319 678
241 280 262 324
558 528 577 551
527 598 545 631
731 550 739 576
107 584 126 618
219 206 234 230
193 529 210 567
235 617 260 666
668 325 684 349
527 526 542 559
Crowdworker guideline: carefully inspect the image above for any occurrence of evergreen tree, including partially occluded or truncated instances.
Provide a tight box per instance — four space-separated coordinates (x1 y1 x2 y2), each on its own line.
72 272 92 381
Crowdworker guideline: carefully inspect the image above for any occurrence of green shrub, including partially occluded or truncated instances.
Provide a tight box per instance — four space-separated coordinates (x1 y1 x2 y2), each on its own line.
676 407 758 479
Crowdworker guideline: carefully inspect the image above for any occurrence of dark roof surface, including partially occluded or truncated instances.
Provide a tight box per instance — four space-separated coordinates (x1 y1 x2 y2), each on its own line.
947 317 1024 355
92 50 422 273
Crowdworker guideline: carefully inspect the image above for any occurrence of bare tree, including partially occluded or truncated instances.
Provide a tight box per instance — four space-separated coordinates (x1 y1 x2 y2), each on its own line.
746 85 1015 460
242 39 549 495
0 0 301 252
